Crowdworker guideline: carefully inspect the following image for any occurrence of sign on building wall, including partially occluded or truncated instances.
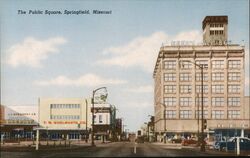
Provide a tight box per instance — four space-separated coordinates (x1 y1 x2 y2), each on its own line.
3 105 38 125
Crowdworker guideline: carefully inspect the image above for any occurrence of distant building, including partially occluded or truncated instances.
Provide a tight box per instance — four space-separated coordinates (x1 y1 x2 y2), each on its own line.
153 16 249 142
92 103 117 140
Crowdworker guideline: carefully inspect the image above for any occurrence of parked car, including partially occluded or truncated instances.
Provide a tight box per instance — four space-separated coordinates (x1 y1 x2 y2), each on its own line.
214 137 250 151
181 137 198 146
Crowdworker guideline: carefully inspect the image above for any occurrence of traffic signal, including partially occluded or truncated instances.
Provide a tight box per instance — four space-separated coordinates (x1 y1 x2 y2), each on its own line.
203 119 207 129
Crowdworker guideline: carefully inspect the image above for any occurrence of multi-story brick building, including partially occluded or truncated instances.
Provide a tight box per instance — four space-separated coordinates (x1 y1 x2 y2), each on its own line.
153 16 249 142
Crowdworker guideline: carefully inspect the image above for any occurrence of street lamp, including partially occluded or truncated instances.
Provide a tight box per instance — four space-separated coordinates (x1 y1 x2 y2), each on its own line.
46 126 49 146
196 93 200 146
91 87 108 147
179 60 207 152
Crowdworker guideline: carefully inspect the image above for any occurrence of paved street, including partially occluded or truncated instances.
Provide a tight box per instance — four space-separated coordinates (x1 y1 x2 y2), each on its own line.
1 141 240 157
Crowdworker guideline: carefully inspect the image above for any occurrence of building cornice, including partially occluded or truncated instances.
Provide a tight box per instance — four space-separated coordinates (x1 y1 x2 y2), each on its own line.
153 45 244 78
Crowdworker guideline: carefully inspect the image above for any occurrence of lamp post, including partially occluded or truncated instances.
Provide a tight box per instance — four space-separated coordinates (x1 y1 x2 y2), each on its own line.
122 124 127 140
196 93 200 146
85 99 88 143
179 60 207 152
91 87 108 147
46 126 48 146
144 122 149 142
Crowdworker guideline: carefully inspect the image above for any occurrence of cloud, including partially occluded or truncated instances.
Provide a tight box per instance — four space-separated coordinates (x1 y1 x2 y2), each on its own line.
125 85 153 93
34 73 127 87
7 37 67 68
124 101 152 108
96 30 202 72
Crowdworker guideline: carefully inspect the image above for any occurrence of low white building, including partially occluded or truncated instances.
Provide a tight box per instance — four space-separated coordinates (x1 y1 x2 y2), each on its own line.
39 98 92 140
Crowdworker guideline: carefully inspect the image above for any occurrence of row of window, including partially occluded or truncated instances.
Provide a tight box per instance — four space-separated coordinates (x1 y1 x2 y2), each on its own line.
210 30 224 35
50 104 80 109
166 110 240 119
210 23 224 28
50 115 80 120
164 72 241 81
164 85 241 94
164 97 240 107
164 60 241 69
8 113 36 116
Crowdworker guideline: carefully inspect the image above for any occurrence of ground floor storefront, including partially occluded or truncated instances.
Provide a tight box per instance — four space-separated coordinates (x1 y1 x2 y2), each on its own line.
155 128 250 143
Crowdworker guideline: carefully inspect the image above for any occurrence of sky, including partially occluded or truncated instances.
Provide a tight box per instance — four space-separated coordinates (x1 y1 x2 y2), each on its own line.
0 0 249 132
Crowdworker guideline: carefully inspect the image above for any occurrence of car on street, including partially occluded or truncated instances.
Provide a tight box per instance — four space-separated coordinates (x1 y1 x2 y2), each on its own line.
214 137 250 151
181 137 198 146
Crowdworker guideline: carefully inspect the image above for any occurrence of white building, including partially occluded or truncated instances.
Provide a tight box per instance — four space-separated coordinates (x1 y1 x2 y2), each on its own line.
39 98 91 140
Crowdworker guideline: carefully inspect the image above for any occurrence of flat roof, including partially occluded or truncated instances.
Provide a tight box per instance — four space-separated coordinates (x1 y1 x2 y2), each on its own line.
202 16 228 30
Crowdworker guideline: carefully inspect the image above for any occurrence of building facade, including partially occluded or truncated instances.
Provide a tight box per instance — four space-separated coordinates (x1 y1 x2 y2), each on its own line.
0 105 38 142
153 16 249 142
39 98 91 140
92 103 117 141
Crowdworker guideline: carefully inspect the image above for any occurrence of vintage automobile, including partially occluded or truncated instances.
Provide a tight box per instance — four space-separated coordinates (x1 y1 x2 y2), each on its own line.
214 137 250 151
181 138 198 146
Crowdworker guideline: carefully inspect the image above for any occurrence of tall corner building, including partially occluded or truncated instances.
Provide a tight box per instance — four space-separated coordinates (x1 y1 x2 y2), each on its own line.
153 16 249 142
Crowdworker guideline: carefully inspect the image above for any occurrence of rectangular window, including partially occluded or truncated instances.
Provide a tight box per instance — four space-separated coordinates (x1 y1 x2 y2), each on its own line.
212 110 224 119
49 115 80 120
228 72 240 81
164 85 176 93
212 97 224 106
166 110 176 119
99 115 103 123
180 97 192 106
49 104 80 109
228 110 240 119
164 61 176 69
164 97 176 107
180 73 191 81
212 60 224 69
164 73 176 81
195 73 208 81
180 110 192 119
196 85 208 93
212 85 224 94
212 73 224 81
210 30 214 35
228 97 240 106
228 85 240 93
195 110 208 119
195 97 209 106
180 85 192 93
228 60 241 69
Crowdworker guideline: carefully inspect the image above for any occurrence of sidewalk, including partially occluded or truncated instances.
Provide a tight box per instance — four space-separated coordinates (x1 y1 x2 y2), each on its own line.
152 141 250 156
0 140 115 151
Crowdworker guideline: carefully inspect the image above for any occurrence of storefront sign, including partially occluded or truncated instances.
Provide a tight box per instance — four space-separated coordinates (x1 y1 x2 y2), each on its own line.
43 121 86 124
